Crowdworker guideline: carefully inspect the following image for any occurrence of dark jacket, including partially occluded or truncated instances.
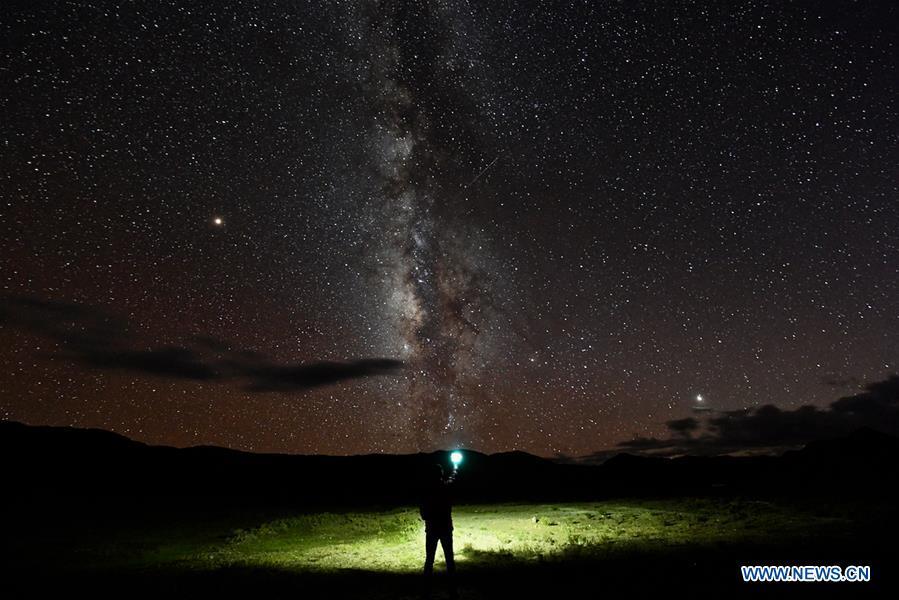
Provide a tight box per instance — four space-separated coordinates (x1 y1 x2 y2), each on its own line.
419 471 456 532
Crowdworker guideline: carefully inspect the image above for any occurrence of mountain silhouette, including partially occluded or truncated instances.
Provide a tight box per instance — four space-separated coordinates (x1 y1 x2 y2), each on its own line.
3 420 897 513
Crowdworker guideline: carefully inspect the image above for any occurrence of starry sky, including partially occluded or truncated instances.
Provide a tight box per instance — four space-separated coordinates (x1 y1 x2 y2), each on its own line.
1 1 896 457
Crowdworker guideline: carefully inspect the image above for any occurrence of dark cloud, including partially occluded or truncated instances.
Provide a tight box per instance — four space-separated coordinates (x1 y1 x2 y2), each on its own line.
574 375 899 461
667 417 700 438
72 346 220 381
241 358 407 392
1 296 404 392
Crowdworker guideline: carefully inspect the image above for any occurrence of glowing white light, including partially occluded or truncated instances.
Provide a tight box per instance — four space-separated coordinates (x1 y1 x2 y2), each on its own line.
696 394 704 402
450 451 463 466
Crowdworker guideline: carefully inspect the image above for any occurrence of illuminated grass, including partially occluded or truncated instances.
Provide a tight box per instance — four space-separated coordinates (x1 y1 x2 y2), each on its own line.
207 510 424 572
154 498 850 573
14 497 854 575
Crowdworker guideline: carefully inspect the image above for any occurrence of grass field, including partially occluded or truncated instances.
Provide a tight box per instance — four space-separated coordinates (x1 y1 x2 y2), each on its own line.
5 496 891 597
127 499 846 571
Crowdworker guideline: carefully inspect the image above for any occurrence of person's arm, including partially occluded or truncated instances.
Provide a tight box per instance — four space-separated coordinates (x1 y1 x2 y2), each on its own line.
419 491 430 520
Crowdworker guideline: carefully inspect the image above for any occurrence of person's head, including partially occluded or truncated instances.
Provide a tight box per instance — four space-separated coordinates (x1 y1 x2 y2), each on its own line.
428 463 444 485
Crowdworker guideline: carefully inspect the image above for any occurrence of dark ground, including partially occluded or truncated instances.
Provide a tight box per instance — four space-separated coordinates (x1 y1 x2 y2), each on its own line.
3 421 897 598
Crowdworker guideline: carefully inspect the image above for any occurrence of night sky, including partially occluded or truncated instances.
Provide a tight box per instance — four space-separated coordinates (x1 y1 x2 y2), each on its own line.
1 1 896 457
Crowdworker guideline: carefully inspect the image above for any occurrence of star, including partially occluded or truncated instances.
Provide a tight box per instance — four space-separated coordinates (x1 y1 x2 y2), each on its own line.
1 1 895 457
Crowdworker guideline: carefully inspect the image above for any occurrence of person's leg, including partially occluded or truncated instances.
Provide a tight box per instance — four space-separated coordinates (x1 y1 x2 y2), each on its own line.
440 531 457 598
440 532 455 575
423 529 439 598
424 528 439 575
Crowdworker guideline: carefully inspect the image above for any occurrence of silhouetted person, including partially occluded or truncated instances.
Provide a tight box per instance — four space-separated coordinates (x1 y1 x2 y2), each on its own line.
420 463 457 599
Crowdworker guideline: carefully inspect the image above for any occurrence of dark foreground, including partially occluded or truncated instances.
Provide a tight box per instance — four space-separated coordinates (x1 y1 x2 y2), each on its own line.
4 421 898 597
3 495 895 599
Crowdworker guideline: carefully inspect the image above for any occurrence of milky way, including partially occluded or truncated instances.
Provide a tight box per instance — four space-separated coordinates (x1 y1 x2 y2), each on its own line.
347 1 513 446
0 1 896 457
